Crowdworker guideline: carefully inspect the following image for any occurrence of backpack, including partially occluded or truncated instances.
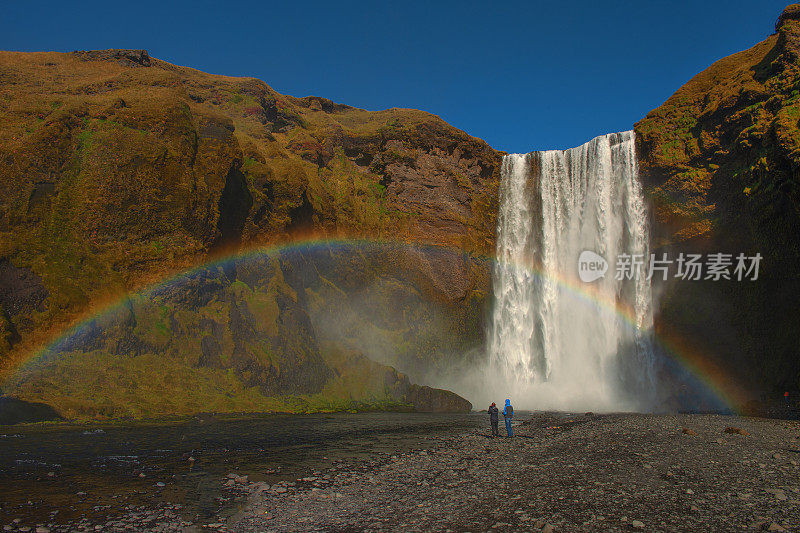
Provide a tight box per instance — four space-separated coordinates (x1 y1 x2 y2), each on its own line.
505 405 513 417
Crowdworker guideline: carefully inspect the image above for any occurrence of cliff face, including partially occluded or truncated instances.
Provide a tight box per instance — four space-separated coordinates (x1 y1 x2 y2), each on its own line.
4 248 476 419
635 5 800 398
0 49 495 418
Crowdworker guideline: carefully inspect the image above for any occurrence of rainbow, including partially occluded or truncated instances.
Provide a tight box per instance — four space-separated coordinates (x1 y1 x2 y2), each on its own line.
3 236 748 412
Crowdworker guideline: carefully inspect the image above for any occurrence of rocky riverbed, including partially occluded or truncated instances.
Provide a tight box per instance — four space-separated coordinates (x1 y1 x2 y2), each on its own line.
231 413 800 533
2 412 799 532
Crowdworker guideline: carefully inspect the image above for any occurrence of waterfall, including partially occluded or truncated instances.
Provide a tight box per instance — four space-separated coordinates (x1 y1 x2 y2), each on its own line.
486 131 656 412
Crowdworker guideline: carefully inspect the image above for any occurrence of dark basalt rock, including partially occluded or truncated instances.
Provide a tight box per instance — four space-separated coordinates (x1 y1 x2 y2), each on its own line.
73 49 151 67
0 259 49 317
0 396 61 425
404 383 472 413
776 3 800 31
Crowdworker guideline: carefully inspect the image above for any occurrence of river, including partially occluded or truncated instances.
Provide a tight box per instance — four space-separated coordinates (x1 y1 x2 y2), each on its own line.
0 412 484 528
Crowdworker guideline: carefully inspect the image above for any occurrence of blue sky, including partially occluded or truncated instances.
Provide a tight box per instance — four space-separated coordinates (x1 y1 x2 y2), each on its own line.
1 1 789 153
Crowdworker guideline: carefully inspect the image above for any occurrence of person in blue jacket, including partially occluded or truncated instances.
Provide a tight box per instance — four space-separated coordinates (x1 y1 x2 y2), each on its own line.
502 398 514 437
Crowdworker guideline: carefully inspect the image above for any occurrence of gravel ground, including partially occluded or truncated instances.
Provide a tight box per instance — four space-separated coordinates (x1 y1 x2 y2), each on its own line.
228 413 800 532
3 413 798 532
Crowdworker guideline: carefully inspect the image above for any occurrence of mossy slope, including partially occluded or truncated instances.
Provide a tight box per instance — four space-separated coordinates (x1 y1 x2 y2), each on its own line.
0 50 493 418
635 5 800 398
4 249 473 421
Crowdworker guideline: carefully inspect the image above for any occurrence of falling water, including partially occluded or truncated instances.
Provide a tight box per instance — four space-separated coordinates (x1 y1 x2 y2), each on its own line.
487 131 656 412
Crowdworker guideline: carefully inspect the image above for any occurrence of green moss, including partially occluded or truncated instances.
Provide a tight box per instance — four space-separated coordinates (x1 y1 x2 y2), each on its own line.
7 338 413 421
76 130 94 152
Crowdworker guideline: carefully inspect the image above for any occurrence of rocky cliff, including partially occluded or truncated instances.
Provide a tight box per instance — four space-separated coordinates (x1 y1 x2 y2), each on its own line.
2 244 480 419
0 49 497 418
635 4 800 401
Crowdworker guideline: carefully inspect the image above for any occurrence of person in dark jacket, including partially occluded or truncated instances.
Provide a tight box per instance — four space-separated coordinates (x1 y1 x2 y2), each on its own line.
503 398 514 437
488 402 499 437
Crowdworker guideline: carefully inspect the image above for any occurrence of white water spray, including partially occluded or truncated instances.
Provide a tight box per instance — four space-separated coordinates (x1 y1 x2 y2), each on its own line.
485 131 656 412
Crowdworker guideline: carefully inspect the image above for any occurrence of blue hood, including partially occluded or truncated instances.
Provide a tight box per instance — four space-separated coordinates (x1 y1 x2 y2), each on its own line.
505 399 511 406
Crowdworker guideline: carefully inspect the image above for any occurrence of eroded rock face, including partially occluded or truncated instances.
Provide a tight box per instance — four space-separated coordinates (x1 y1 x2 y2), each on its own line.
4 247 474 420
275 243 490 381
634 4 800 398
0 259 48 319
0 49 501 389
